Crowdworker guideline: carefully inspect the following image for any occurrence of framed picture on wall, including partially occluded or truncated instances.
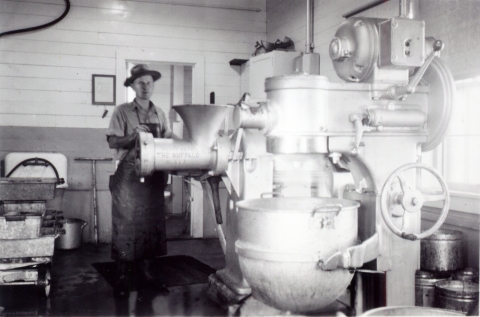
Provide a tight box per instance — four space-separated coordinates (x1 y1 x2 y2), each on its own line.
92 74 116 105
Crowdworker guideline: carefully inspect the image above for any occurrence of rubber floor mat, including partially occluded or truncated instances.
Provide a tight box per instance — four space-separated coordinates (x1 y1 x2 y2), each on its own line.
92 255 215 288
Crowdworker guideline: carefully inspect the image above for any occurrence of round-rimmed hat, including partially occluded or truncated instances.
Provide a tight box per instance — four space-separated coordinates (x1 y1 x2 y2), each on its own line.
124 64 161 87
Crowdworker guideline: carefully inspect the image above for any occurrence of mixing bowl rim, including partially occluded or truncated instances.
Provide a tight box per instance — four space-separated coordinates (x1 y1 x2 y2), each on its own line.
236 197 360 212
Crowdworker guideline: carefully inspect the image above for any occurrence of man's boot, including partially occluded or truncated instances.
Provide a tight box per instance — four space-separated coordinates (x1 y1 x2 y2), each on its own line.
114 260 134 298
136 259 169 295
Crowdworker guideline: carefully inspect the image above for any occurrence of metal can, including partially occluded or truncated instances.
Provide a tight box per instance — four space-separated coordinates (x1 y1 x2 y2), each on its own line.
55 218 87 250
415 270 452 307
453 267 479 283
435 280 479 314
421 230 464 272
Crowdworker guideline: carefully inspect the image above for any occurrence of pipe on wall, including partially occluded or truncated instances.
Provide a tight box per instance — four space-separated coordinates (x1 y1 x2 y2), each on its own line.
306 0 312 53
0 0 70 38
399 0 416 18
342 0 391 18
148 1 261 12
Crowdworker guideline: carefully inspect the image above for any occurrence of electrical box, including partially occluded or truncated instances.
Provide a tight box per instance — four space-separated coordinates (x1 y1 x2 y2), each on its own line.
379 17 425 69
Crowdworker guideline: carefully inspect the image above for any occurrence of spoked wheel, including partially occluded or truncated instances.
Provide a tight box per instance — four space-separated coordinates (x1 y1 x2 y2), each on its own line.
380 163 450 241
37 267 51 298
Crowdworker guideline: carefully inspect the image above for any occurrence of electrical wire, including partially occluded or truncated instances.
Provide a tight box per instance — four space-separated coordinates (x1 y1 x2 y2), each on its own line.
0 0 70 38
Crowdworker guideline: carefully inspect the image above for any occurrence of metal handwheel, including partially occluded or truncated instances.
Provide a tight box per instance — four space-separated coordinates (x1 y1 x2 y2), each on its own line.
380 163 450 240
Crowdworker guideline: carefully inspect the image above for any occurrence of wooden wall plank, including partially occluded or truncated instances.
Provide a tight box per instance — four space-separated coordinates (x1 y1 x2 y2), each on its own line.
0 102 99 115
0 64 113 80
1 51 115 69
0 38 116 58
0 0 267 130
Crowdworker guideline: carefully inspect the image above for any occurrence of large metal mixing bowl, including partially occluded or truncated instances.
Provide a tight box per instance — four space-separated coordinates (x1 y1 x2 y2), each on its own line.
235 197 359 313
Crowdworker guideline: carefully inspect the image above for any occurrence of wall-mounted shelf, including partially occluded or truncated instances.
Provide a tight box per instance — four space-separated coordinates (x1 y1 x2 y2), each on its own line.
229 59 248 66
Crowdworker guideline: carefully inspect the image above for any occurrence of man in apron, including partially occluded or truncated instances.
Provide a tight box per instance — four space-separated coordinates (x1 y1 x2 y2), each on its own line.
106 64 172 297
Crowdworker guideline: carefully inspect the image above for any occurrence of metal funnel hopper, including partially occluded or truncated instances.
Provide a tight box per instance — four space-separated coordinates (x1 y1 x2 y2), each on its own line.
173 104 233 147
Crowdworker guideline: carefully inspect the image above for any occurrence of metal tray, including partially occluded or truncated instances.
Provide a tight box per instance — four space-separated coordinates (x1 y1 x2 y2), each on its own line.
0 213 42 239
0 235 56 258
0 201 46 215
0 178 57 201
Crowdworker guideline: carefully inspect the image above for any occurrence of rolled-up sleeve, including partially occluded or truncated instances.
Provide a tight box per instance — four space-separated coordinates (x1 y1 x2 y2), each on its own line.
107 107 125 137
158 110 173 138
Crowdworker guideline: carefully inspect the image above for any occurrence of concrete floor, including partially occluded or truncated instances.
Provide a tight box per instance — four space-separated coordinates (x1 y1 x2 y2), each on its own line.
0 238 228 316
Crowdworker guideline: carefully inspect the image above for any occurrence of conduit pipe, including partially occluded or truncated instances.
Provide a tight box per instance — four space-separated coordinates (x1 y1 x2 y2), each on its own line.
342 0 391 19
0 0 70 38
400 0 416 19
305 0 313 53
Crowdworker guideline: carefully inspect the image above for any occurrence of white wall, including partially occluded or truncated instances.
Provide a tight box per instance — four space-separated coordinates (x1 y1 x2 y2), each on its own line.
420 0 480 80
0 0 266 129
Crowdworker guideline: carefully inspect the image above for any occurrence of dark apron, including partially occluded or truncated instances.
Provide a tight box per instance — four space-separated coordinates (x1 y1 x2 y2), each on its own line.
109 150 167 261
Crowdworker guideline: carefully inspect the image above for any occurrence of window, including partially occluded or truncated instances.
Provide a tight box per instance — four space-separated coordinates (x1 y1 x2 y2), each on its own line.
423 76 480 213
443 77 480 191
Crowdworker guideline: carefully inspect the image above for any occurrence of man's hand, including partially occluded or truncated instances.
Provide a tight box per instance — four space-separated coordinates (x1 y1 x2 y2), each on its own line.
108 125 151 149
134 125 151 133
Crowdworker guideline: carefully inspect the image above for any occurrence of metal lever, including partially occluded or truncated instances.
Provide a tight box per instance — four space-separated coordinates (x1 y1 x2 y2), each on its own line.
348 269 385 274
201 181 227 254
235 92 251 108
349 114 375 154
206 176 223 224
388 40 444 99
318 232 380 271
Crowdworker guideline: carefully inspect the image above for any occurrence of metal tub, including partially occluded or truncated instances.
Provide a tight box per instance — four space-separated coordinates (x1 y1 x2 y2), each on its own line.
0 235 56 258
0 178 57 201
0 212 42 239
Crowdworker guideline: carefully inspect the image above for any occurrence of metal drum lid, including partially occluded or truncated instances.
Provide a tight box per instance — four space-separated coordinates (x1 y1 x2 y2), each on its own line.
435 280 479 299
453 267 479 283
265 74 329 91
416 270 451 286
423 229 463 241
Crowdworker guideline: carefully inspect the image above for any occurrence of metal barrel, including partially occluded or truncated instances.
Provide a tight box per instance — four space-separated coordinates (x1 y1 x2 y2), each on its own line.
415 270 452 307
420 229 464 272
435 280 479 314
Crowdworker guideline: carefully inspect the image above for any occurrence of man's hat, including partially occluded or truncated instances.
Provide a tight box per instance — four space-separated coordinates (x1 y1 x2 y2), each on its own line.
124 64 161 87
